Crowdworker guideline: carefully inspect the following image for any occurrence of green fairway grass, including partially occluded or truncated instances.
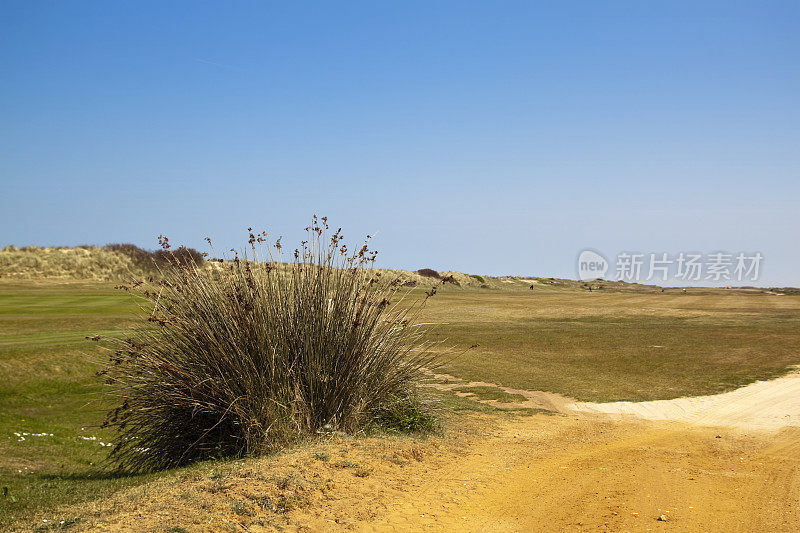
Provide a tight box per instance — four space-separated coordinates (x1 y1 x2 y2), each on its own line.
0 282 163 529
2 280 799 527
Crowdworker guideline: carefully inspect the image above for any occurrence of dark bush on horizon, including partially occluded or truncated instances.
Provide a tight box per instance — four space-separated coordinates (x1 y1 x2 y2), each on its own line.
416 268 441 279
153 245 204 267
104 243 154 271
105 242 204 271
96 218 439 472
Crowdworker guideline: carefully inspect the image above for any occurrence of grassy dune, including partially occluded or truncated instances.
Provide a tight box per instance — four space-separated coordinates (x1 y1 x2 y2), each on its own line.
1 278 799 527
0 244 669 291
0 247 142 281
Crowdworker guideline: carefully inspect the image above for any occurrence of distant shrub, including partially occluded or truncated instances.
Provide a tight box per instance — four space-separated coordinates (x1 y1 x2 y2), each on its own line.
96 218 438 472
104 243 155 271
153 245 204 267
105 242 204 270
440 274 460 286
470 274 485 284
770 287 800 295
416 268 441 279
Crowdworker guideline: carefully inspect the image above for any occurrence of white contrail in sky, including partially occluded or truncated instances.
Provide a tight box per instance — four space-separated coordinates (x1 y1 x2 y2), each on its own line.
194 58 244 72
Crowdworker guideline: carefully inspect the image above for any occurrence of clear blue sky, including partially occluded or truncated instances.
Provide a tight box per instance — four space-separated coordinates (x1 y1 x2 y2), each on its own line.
2 1 798 286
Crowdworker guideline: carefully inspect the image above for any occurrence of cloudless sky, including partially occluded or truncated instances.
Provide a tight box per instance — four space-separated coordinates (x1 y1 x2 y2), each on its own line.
1 1 798 286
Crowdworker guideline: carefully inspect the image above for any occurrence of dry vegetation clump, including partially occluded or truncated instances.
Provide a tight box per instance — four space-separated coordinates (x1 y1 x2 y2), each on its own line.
105 242 205 270
95 217 440 472
416 268 442 279
102 243 158 272
153 245 205 267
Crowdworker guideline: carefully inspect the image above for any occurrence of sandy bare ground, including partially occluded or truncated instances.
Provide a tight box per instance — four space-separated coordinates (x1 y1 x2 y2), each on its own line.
427 368 800 432
71 414 800 532
362 369 800 531
65 371 800 532
359 419 800 532
569 370 800 431
423 369 573 411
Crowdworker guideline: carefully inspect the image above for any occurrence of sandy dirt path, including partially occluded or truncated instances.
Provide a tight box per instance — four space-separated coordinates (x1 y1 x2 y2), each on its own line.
353 417 800 532
355 371 800 531
73 414 800 532
426 368 800 432
72 375 800 532
569 371 800 431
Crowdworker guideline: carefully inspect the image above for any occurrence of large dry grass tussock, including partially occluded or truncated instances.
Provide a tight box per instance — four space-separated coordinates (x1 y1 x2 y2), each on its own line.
96 219 442 472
